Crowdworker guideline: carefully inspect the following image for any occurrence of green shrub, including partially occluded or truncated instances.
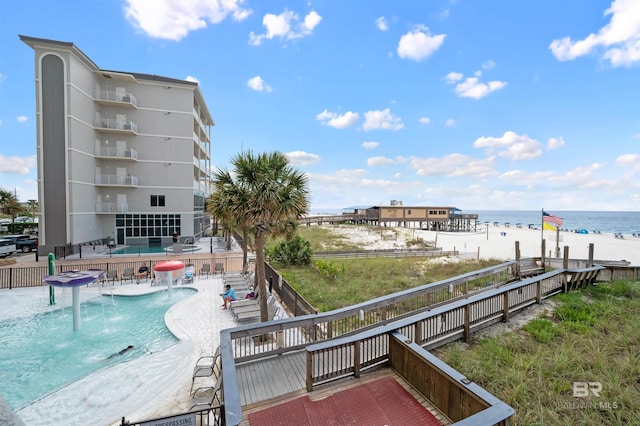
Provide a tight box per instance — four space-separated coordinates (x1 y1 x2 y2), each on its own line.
267 235 312 266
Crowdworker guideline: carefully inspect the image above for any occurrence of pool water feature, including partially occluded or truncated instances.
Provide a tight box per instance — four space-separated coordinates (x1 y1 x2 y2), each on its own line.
0 288 196 410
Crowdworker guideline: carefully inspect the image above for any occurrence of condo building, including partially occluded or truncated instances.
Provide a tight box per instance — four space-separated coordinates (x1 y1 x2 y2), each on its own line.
20 35 214 255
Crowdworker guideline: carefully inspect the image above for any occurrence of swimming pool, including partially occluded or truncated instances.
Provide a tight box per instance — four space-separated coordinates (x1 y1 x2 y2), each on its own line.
0 288 196 410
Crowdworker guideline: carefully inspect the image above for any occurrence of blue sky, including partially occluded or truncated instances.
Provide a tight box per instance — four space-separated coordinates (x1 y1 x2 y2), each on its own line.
1 0 639 212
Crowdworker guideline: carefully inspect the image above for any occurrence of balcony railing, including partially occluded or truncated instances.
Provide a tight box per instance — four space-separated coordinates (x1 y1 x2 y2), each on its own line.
94 90 137 107
94 117 138 133
95 146 138 160
95 174 138 186
96 202 128 213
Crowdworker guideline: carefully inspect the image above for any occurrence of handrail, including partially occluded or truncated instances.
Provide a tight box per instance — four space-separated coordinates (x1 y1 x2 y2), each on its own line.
228 260 519 362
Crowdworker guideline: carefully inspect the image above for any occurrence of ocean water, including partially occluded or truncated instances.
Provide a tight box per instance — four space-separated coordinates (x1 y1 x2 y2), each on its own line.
474 211 640 235
310 209 640 235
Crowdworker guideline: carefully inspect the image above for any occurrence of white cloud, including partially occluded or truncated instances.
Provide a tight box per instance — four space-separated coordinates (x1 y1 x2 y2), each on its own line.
362 108 404 131
616 153 640 172
185 75 199 83
549 0 640 66
247 76 273 92
445 72 463 83
547 137 565 150
451 76 507 99
482 60 496 70
362 141 379 150
367 156 407 166
0 154 36 174
285 150 320 166
375 16 388 31
16 116 28 123
445 118 456 127
410 153 498 178
125 0 251 41
316 109 359 129
474 131 544 160
0 73 6 82
418 117 431 125
397 25 446 61
249 9 321 46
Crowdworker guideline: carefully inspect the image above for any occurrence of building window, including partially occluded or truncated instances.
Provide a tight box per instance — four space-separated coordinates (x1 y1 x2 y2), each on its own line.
151 195 166 207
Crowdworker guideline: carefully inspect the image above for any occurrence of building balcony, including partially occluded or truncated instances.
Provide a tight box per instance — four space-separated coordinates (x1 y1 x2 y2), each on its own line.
96 202 128 213
95 174 138 187
94 117 138 134
94 90 137 108
95 146 138 160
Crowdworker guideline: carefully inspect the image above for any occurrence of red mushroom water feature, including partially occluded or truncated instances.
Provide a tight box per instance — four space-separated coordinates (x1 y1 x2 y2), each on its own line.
153 260 185 296
42 269 105 331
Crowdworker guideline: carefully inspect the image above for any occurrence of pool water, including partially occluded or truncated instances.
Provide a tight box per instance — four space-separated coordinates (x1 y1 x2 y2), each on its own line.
0 288 196 410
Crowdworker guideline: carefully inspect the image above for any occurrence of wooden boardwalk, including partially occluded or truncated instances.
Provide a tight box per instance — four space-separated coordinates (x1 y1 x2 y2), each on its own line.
236 350 307 406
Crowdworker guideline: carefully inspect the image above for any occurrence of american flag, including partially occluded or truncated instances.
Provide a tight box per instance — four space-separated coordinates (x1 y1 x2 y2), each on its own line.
543 211 563 227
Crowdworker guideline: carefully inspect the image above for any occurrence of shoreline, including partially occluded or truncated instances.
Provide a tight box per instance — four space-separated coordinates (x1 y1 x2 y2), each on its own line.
319 224 640 266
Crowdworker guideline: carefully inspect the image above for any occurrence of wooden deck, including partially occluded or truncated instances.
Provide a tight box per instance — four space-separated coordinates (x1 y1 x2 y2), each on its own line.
238 361 451 425
236 350 307 406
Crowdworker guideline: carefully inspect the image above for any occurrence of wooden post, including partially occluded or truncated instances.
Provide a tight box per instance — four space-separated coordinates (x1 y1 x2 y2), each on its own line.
563 246 569 293
515 241 521 278
502 292 509 323
463 306 470 342
306 351 313 392
354 342 361 378
541 239 546 272
536 280 542 304
415 321 423 344
588 243 594 267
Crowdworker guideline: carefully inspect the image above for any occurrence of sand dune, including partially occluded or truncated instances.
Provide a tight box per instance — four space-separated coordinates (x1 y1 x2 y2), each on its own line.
321 224 640 266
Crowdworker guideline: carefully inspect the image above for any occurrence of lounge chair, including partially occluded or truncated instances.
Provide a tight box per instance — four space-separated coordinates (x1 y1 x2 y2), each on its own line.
190 347 221 392
199 263 211 278
121 267 135 283
214 262 225 276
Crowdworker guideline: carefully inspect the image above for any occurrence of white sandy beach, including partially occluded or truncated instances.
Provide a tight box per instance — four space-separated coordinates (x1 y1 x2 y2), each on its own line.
320 224 640 266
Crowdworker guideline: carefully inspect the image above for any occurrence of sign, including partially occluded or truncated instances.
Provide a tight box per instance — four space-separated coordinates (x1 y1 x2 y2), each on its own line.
140 413 196 426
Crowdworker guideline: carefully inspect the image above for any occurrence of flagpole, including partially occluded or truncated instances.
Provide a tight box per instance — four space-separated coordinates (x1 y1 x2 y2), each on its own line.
541 208 544 246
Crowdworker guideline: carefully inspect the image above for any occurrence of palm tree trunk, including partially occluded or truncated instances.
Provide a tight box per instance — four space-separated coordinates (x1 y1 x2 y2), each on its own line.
254 229 268 323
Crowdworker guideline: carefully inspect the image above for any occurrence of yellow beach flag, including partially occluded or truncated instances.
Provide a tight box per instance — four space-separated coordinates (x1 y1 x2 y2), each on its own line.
543 222 557 231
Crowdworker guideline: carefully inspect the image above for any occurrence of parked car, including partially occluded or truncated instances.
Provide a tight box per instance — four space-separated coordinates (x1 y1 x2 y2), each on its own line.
0 218 12 225
14 216 34 223
0 239 17 258
4 235 39 253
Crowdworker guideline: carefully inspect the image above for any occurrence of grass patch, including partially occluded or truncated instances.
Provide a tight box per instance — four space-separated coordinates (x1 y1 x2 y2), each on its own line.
279 257 501 312
523 318 562 343
434 280 640 425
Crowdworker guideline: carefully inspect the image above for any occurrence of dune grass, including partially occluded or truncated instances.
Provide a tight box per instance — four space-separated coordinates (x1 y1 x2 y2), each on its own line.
433 280 640 425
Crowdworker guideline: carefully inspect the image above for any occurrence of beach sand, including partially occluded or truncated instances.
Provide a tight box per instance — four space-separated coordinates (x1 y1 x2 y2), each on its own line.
320 223 640 266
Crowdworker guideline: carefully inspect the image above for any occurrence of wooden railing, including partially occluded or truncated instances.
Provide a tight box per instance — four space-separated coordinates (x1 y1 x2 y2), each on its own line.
305 269 568 389
229 261 518 363
388 332 514 425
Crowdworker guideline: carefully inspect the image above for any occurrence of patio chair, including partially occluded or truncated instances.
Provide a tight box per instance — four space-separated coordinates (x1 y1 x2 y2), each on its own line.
189 376 224 415
121 267 135 283
191 346 221 392
103 269 118 285
199 263 211 278
214 262 225 276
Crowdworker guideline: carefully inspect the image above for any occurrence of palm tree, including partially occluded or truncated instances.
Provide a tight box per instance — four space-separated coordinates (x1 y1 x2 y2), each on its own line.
210 151 309 322
0 188 22 221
